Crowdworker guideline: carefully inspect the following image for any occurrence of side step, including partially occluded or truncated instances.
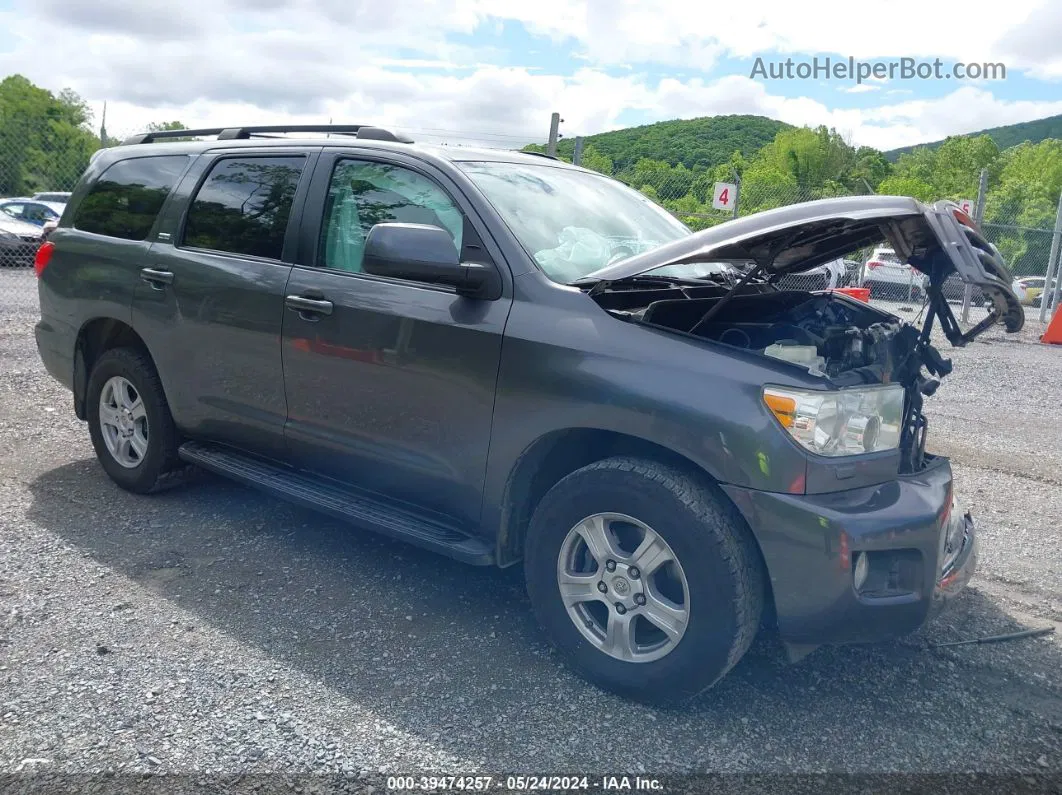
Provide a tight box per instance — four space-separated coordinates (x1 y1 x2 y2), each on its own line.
177 441 495 566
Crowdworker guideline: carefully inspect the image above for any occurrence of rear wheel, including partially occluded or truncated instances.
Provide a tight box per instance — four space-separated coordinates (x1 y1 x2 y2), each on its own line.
86 347 182 494
524 457 765 704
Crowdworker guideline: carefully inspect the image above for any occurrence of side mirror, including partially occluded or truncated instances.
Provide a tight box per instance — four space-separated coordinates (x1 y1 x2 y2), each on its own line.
362 222 500 299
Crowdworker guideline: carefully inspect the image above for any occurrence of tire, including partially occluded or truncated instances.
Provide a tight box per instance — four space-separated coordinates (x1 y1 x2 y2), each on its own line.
86 347 181 494
524 456 765 705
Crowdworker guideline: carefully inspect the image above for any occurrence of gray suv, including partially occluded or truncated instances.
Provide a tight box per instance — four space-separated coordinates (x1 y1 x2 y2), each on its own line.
33 124 1024 703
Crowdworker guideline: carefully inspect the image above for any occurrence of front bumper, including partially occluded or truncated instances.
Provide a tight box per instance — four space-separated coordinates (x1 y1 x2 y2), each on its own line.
723 455 977 645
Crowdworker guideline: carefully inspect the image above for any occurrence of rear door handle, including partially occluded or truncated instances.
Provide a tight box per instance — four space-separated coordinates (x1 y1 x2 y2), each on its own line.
285 295 334 317
140 267 174 288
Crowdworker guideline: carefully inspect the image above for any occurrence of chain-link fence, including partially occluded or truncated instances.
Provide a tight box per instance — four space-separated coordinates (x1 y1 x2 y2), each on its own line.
2 127 1061 336
0 109 94 309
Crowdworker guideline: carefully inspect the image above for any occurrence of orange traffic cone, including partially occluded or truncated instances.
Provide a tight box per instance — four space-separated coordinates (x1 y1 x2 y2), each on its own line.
1042 304 1062 345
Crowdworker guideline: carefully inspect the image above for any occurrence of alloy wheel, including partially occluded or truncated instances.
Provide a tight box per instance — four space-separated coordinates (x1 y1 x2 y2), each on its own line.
98 375 149 469
556 512 690 663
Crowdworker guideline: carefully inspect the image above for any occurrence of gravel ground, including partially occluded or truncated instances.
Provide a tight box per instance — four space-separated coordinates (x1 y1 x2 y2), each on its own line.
1 268 1061 791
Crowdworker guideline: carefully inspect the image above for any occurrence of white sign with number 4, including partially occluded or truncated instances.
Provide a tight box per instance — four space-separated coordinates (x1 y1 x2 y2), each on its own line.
712 182 737 211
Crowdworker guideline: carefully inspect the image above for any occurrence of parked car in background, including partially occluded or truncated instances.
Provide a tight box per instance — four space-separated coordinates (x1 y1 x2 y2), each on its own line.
0 198 66 227
841 258 862 286
776 257 850 292
861 246 929 301
941 272 986 306
1014 276 1057 307
32 191 72 203
0 213 44 267
939 273 1032 309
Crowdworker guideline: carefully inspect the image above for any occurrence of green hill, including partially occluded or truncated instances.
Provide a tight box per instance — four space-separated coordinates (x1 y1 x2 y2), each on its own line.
884 114 1062 161
551 114 792 172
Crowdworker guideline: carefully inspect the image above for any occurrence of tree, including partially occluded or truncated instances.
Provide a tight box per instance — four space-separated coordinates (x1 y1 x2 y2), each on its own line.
875 175 937 202
849 147 891 191
751 126 858 195
578 143 612 175
146 121 187 132
889 135 1000 201
0 74 100 194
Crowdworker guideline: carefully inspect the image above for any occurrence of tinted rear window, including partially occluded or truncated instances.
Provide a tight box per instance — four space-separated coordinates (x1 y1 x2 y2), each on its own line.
181 156 305 260
73 156 188 240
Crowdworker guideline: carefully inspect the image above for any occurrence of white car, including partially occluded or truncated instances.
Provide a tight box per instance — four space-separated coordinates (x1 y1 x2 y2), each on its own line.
0 197 65 228
775 257 850 292
0 213 45 268
861 246 929 301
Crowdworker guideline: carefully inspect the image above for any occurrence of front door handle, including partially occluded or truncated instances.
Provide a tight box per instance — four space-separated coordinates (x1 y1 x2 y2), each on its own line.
285 295 334 318
140 267 174 288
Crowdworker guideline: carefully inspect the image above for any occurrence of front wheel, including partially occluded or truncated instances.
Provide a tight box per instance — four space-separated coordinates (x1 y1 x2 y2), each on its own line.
524 457 765 704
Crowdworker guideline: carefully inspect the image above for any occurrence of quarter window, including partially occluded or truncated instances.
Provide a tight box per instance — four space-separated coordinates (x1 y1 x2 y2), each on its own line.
319 159 464 273
183 156 306 260
72 155 188 240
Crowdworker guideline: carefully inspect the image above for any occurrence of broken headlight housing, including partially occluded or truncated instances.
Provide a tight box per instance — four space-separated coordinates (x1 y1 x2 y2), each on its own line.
763 384 905 456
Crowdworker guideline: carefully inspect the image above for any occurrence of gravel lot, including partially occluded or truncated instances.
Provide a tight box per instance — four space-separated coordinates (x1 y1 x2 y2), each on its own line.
1 267 1061 790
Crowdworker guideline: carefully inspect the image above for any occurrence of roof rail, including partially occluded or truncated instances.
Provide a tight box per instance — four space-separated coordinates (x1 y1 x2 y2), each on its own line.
521 150 562 161
121 124 414 146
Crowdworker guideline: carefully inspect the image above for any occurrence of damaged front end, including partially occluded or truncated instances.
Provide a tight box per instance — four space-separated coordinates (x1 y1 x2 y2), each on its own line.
577 197 1025 474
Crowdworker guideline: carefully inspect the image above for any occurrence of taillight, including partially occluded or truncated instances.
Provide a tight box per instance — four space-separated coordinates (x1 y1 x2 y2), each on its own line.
866 260 882 270
34 241 54 277
953 207 978 231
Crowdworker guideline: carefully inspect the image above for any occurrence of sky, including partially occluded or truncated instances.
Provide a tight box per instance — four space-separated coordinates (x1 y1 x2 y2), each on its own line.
2 0 1062 152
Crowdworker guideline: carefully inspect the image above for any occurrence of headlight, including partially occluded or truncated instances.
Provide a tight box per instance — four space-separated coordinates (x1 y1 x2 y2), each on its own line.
763 384 905 456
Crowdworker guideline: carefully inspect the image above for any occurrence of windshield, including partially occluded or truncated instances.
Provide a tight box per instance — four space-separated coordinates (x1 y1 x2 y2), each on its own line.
457 160 691 283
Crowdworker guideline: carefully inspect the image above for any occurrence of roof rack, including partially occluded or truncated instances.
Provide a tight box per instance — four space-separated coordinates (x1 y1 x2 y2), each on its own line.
121 124 414 146
521 150 562 161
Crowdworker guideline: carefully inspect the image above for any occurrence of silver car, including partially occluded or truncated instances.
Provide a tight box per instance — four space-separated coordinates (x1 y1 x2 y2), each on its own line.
0 213 44 267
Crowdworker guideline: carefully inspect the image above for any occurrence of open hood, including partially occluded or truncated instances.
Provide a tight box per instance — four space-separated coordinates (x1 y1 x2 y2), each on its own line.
578 195 1024 345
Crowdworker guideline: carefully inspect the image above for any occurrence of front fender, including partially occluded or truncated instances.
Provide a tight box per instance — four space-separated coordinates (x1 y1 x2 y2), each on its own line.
479 290 813 540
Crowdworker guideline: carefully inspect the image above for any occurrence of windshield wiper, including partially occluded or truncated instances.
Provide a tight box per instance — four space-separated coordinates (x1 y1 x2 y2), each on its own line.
580 273 727 296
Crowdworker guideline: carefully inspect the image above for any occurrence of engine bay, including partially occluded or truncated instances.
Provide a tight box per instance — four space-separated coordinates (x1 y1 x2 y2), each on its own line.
637 291 926 384
593 283 954 472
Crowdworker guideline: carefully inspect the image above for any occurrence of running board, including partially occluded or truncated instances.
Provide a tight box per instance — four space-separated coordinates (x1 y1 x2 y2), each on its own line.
177 441 495 566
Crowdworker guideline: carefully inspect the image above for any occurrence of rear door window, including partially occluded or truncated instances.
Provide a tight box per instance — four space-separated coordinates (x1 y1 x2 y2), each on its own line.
182 156 306 261
73 155 189 240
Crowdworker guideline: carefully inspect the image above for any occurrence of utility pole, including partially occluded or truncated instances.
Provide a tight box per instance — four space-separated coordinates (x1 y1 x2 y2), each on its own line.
546 112 563 157
961 168 989 323
1042 188 1062 323
99 101 107 146
572 136 584 166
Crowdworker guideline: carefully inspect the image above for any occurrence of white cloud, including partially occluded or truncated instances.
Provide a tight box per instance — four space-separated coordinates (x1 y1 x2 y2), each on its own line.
995 1 1062 79
493 0 1054 73
2 0 1061 155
